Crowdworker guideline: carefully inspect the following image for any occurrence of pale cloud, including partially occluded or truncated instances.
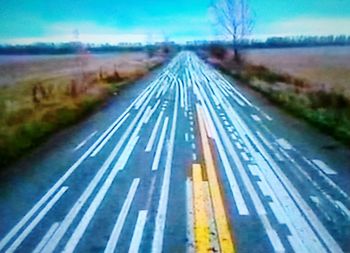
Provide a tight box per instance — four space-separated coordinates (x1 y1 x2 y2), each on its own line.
3 22 160 44
4 16 350 44
260 17 350 37
47 22 118 35
4 17 214 44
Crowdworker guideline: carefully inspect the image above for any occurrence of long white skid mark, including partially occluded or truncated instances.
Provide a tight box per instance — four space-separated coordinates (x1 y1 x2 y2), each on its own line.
112 135 140 172
151 80 178 253
32 222 60 253
145 111 164 152
104 179 140 253
6 187 68 253
151 118 169 171
128 210 148 253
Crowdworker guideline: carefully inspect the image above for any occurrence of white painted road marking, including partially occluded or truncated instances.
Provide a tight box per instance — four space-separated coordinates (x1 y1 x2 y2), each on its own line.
151 81 179 253
312 159 337 175
145 111 164 152
276 138 293 150
185 133 189 142
91 113 130 157
104 179 140 253
6 187 68 253
128 210 148 253
73 131 98 151
186 179 195 253
151 118 169 171
251 114 261 122
32 222 60 253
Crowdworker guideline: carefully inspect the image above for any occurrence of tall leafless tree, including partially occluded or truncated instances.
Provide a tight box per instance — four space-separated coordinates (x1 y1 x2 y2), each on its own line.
212 0 253 62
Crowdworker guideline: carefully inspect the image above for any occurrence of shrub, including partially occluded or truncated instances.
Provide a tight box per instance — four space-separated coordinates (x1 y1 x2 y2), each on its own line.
209 44 227 60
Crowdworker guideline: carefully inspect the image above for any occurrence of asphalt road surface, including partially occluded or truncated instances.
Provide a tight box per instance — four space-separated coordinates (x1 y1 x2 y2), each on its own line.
0 51 349 253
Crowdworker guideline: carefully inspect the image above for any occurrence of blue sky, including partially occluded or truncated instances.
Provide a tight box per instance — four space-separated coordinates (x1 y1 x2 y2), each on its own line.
0 0 350 44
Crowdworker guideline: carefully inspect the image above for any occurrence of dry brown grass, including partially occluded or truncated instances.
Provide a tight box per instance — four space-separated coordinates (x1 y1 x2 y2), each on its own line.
243 46 350 97
0 52 165 168
0 53 149 87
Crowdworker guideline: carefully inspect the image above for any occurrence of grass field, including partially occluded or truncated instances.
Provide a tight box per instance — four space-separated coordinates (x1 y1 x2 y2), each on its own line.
0 52 164 168
0 52 155 87
244 46 350 97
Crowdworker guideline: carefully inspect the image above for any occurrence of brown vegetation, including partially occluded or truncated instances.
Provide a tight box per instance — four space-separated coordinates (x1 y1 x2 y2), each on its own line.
0 53 165 168
243 46 350 98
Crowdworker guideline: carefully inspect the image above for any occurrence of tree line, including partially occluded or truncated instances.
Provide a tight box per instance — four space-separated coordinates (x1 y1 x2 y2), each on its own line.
184 35 350 51
0 42 145 55
0 35 349 55
253 35 350 48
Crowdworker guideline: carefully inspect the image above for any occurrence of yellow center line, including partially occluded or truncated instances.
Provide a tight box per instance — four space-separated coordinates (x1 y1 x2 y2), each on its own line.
196 105 236 253
192 164 211 252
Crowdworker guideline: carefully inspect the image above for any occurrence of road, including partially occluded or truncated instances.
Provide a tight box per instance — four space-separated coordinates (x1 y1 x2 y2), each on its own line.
0 51 349 253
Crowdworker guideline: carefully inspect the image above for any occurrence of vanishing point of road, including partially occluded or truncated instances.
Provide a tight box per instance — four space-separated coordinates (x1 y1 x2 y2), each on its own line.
0 52 349 253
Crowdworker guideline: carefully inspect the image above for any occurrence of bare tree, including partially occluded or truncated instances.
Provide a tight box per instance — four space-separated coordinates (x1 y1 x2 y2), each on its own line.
212 0 253 62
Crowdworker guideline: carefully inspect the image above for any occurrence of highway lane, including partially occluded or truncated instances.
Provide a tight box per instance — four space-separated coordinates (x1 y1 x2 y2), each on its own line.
0 51 349 253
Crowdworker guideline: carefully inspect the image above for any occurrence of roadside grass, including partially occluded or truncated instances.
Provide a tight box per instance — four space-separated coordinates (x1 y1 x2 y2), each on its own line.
0 55 165 168
209 52 350 146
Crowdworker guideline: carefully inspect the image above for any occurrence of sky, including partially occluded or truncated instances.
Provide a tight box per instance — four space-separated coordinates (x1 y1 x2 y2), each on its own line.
0 0 350 44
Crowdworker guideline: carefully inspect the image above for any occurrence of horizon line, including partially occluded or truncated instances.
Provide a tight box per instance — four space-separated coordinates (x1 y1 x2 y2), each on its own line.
1 33 350 47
